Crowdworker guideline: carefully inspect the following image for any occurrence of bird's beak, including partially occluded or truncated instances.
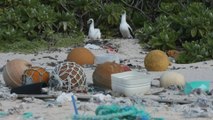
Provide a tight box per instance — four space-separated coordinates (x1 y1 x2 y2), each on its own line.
122 10 126 15
87 20 90 24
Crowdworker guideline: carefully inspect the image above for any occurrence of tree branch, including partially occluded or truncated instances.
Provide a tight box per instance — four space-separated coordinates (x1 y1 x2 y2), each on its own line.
121 0 151 20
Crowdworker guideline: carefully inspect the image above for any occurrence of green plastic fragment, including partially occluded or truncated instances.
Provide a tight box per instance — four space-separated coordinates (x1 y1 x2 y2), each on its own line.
23 112 33 119
152 117 165 120
184 81 210 95
0 111 8 118
73 105 151 120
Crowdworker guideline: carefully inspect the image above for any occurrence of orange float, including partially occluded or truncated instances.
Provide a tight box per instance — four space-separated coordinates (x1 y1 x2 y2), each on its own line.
22 66 49 85
144 50 169 71
67 47 95 66
3 59 32 88
93 62 130 89
167 50 180 59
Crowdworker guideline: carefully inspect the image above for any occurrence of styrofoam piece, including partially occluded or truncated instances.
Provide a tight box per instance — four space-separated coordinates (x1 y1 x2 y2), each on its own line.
111 71 152 96
95 54 120 64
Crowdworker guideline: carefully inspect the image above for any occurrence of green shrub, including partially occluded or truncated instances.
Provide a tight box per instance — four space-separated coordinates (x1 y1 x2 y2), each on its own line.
0 0 82 52
0 39 48 53
137 2 213 63
169 3 213 41
177 33 213 63
1 0 213 64
136 15 178 50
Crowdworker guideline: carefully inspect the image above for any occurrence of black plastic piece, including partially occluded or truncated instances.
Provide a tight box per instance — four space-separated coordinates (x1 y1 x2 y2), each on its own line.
11 82 48 94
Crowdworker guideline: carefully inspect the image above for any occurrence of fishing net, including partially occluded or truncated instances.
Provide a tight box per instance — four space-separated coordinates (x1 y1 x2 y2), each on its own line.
52 62 87 92
72 105 150 120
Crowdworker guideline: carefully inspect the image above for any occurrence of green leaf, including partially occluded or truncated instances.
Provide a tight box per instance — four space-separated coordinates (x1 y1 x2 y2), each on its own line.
191 28 197 37
198 29 204 37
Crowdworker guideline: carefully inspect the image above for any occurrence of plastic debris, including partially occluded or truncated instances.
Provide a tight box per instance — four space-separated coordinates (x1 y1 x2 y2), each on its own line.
11 82 48 95
183 107 210 118
111 71 152 96
23 112 33 120
7 104 24 115
152 118 165 120
71 95 78 115
0 111 8 118
184 81 210 95
84 44 102 50
56 92 75 104
92 93 112 103
95 54 120 64
77 103 96 111
72 105 151 120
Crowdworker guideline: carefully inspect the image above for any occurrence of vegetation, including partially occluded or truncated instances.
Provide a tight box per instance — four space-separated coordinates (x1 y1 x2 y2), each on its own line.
0 0 213 63
136 1 213 63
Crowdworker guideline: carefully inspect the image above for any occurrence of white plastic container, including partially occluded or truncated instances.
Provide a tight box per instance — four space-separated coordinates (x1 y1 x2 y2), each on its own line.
95 54 120 64
111 71 152 96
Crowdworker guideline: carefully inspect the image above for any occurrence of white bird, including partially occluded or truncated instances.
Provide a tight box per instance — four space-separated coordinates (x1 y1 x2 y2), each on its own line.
87 18 101 40
119 11 134 39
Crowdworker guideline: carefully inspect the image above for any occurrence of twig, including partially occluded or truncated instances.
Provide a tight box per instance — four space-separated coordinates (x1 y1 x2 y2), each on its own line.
76 11 88 32
120 0 150 20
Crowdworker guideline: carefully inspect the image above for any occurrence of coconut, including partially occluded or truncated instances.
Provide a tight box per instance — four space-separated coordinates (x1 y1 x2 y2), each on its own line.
160 71 185 88
3 59 32 88
144 50 169 71
67 47 95 66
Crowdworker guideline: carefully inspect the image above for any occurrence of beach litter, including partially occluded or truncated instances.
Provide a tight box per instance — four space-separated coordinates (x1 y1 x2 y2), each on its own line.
159 72 185 89
22 112 33 120
11 82 48 95
22 66 49 85
66 47 95 66
84 44 102 50
3 59 32 88
56 92 75 104
0 111 8 118
93 62 130 89
0 39 213 120
72 104 150 120
92 93 112 103
95 53 120 64
144 50 170 71
184 81 210 95
111 71 152 96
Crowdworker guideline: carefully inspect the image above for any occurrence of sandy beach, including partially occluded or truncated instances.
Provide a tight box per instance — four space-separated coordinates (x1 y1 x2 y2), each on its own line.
0 39 213 120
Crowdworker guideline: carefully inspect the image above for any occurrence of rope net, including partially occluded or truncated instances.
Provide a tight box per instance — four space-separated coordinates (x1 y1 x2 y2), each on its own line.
73 105 150 120
53 62 87 92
